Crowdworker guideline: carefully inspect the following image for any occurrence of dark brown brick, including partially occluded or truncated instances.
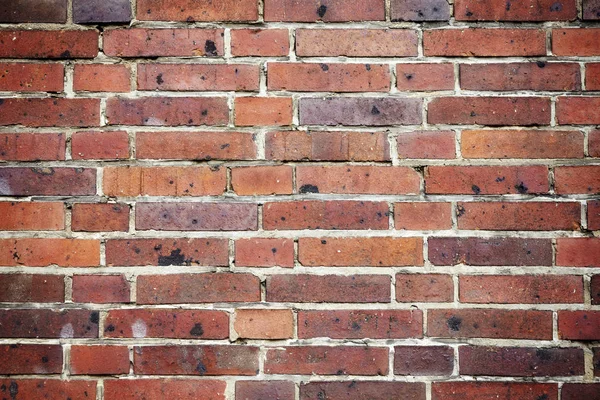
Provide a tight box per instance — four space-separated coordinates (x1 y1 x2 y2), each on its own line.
237 381 295 400
0 274 64 303
593 275 600 305
432 382 558 400
0 380 96 399
562 384 600 400
455 0 577 21
0 309 98 338
584 0 600 19
0 345 63 374
391 0 450 21
0 0 67 22
73 0 132 23
394 346 454 376
301 381 425 400
0 168 96 196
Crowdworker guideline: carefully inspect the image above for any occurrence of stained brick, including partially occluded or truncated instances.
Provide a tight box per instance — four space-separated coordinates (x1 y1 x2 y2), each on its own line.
138 64 259 91
394 346 454 376
104 379 225 400
558 311 600 340
137 0 258 21
301 381 425 400
0 238 100 267
0 0 67 22
264 0 385 21
391 0 450 21
432 382 558 400
0 30 98 59
0 63 64 92
0 345 63 374
235 238 294 267
0 309 98 338
0 133 65 161
455 0 577 21
0 98 100 127
424 29 546 56
0 274 64 303
73 0 132 23
395 274 454 303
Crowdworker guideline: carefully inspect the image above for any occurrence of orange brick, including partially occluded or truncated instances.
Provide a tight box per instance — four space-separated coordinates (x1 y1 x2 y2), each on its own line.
235 97 293 126
395 202 452 230
73 64 130 92
231 29 289 56
72 203 129 232
234 309 294 339
231 166 293 195
0 202 64 231
235 238 294 267
70 345 129 375
71 131 129 160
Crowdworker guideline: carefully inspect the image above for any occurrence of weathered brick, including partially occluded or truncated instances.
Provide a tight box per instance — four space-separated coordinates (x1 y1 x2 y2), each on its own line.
460 63 580 91
298 310 422 339
264 201 389 230
395 202 452 230
73 64 131 92
299 237 423 267
72 275 130 304
136 203 258 231
137 0 258 21
71 131 129 160
70 345 129 375
395 274 454 302
72 203 129 232
391 0 450 21
0 63 63 92
562 384 600 400
0 238 100 267
554 166 600 194
106 239 229 267
558 311 600 340
593 275 600 305
73 0 132 23
300 97 422 126
266 274 390 303
455 0 576 21
0 345 62 374
234 309 294 339
104 28 224 57
296 29 418 57
235 238 294 267
0 98 100 127
394 346 454 376
396 63 454 91
459 275 584 304
266 131 389 161
589 130 600 157
0 202 64 231
137 274 261 304
301 381 425 400
553 29 600 56
0 309 98 338
425 166 549 195
584 0 600 19
397 131 456 159
0 30 98 59
235 97 293 126
428 309 552 339
0 274 64 303
138 64 259 91
231 166 293 195
589 200 600 231
264 0 384 21
428 97 550 126
424 29 546 56
459 346 584 377
104 379 225 400
297 166 420 194
429 237 552 266
104 309 229 339
432 382 558 400
265 346 388 375
237 381 295 400
587 63 600 90
0 133 65 161
0 380 96 399
0 0 67 22
557 97 600 125
556 238 600 267
103 166 226 197
231 29 289 57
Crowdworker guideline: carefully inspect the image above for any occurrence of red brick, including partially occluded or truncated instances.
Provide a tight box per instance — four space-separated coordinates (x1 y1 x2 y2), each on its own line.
0 202 64 231
136 202 258 231
428 309 552 339
301 381 425 400
425 166 549 195
264 0 384 21
298 310 422 339
0 309 98 338
265 346 388 375
297 166 420 194
104 309 229 339
104 28 224 57
268 63 389 92
72 275 130 304
396 63 454 91
394 346 454 376
0 133 65 161
0 274 64 303
266 131 389 161
0 380 96 399
73 64 130 92
72 203 129 232
397 131 456 159
589 200 600 230
562 384 600 400
264 201 389 230
456 202 581 231
553 29 600 56
0 345 62 374
234 309 294 339
138 64 259 91
395 202 452 230
428 97 550 126
0 0 67 22
0 98 100 127
106 238 228 267
593 275 600 305
0 30 98 59
235 97 293 126
136 131 256 160
557 238 600 267
590 130 600 157
459 346 584 377
390 0 450 21
432 382 558 400
299 237 423 267
235 238 294 267
395 274 454 302
459 275 583 304
137 0 258 21
232 166 293 195
296 29 418 57
70 345 129 375
424 29 546 56
0 63 63 92
461 130 584 159
134 345 259 375
104 379 225 400
558 311 600 340
0 238 99 267
429 237 552 266
586 63 600 90
557 97 600 125
460 63 580 91
103 166 226 197
555 166 600 194
137 273 261 304
455 0 576 21
237 381 295 400
231 29 290 57
0 167 96 196
72 131 129 160
266 274 390 303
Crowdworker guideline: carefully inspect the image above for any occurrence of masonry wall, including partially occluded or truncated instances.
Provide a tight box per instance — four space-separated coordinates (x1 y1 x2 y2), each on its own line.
0 0 599 399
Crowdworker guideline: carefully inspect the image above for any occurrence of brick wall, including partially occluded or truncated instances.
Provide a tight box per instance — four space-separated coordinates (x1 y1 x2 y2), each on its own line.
0 0 599 399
